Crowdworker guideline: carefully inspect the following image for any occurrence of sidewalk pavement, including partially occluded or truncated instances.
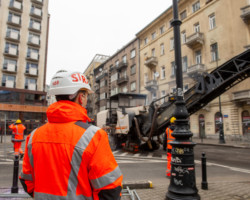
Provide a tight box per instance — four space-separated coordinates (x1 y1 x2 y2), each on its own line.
1 136 250 199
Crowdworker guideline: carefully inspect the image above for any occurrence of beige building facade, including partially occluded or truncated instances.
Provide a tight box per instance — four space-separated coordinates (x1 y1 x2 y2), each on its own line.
136 0 250 138
0 0 49 133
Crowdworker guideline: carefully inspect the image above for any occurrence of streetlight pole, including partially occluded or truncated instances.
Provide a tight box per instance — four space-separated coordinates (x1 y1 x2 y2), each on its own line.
166 0 200 199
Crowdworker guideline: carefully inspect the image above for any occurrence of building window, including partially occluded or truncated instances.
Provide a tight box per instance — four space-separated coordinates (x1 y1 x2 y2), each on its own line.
131 64 136 75
144 37 148 45
161 90 166 104
195 50 202 64
27 48 39 60
28 33 40 45
2 74 16 88
171 61 175 76
194 23 200 33
6 27 20 40
111 87 118 96
120 86 128 93
160 26 165 34
100 92 107 100
26 62 38 75
152 92 157 101
25 78 36 90
171 87 176 94
181 31 186 44
115 60 119 67
29 19 41 31
111 73 118 82
170 38 174 50
3 58 17 72
160 43 165 55
211 43 218 62
100 80 106 87
151 48 155 57
130 49 136 58
209 13 216 30
152 32 156 40
182 56 188 72
161 66 165 79
122 55 127 63
5 42 18 55
8 12 21 25
130 82 136 91
180 10 187 20
192 1 200 13
184 84 189 92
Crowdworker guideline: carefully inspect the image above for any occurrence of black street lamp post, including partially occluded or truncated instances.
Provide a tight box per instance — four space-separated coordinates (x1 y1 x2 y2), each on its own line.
166 0 200 199
218 96 225 144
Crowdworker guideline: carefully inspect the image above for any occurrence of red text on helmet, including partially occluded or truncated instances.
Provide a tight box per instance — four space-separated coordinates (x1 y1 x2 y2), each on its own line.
53 80 59 86
71 73 89 84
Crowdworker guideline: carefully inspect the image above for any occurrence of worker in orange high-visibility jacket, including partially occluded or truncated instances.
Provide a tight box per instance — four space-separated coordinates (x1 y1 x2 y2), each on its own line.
9 119 26 159
19 70 123 200
163 117 176 178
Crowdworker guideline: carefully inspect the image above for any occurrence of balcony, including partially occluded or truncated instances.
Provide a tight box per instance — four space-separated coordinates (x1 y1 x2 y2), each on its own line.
145 56 158 68
4 48 18 57
2 63 17 73
29 22 41 32
27 52 39 61
28 36 40 46
31 0 43 5
233 90 250 101
6 30 20 42
185 32 204 48
145 80 158 91
116 61 128 71
117 75 129 85
187 64 206 77
241 5 250 24
9 0 23 12
30 7 43 18
8 16 21 26
95 70 108 82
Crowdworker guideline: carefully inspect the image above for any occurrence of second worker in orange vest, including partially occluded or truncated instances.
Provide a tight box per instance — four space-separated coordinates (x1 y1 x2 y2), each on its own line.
163 117 176 178
19 70 123 200
9 119 26 159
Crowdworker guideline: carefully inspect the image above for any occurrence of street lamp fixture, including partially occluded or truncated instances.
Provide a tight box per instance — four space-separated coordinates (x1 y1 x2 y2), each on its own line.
166 0 200 199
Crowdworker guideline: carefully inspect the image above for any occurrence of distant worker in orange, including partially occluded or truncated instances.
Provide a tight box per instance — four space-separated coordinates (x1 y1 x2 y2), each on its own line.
163 116 176 178
9 119 26 159
19 70 123 200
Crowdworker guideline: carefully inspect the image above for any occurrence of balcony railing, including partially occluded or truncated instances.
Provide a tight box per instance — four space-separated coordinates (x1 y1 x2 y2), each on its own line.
6 30 20 41
9 0 23 12
117 76 129 85
116 61 128 71
241 5 250 24
144 56 158 68
185 32 204 48
187 64 206 77
144 80 158 91
95 70 108 82
8 16 21 26
233 90 250 101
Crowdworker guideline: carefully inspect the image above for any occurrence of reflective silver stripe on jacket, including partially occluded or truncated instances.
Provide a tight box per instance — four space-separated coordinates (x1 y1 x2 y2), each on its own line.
90 166 122 189
66 125 99 199
27 129 37 168
20 171 33 181
34 192 93 200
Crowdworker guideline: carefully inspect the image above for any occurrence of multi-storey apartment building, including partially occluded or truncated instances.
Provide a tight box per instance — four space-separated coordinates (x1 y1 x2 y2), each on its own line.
0 0 49 133
93 38 140 116
136 0 250 138
84 54 110 119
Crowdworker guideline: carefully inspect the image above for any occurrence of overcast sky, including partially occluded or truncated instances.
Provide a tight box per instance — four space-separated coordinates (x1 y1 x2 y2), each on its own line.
46 0 173 85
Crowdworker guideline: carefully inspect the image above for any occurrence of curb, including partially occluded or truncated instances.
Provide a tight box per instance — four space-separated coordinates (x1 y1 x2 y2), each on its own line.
196 142 250 149
123 180 153 189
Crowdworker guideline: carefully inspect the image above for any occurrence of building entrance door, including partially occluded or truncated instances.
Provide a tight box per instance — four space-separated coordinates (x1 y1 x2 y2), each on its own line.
242 110 250 136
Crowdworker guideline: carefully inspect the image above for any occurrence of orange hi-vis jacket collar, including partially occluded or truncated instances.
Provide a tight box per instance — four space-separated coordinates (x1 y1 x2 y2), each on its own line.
47 100 91 123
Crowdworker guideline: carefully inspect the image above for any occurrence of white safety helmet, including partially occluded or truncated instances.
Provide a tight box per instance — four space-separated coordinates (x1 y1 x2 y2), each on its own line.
48 70 93 96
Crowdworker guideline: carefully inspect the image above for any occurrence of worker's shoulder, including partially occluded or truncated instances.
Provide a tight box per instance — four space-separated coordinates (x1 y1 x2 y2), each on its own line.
74 121 102 132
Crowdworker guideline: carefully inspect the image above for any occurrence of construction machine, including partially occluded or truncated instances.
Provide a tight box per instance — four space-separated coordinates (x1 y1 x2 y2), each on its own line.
97 49 250 152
